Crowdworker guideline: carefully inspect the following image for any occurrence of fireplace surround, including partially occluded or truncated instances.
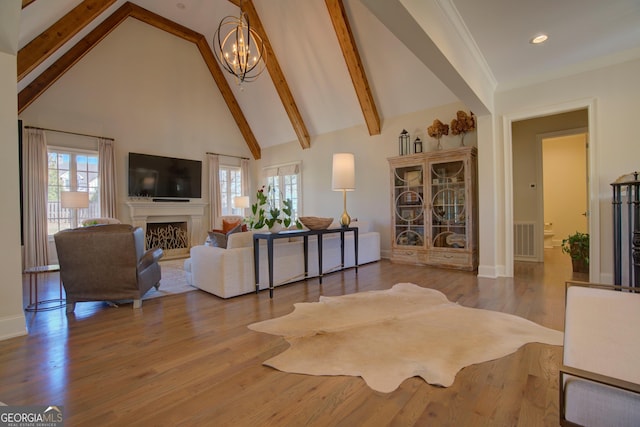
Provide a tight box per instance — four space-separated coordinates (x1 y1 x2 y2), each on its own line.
126 200 207 258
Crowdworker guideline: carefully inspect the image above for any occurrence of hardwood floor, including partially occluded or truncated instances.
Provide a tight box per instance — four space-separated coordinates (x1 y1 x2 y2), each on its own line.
3 249 585 426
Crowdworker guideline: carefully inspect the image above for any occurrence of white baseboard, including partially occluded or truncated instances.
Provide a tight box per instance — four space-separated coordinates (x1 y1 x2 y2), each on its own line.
0 314 27 341
477 263 509 278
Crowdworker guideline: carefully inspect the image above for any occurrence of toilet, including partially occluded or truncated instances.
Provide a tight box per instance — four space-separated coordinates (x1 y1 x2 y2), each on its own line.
544 222 555 248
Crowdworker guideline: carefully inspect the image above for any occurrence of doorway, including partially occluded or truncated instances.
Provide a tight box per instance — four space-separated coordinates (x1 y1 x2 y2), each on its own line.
540 131 588 259
504 99 598 281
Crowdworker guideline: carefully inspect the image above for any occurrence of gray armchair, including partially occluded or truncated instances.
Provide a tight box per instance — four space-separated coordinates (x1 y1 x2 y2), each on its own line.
54 224 164 313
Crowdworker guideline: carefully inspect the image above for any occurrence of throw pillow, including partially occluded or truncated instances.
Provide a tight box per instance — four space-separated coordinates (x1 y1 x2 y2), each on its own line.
207 231 227 248
207 223 243 249
222 219 241 233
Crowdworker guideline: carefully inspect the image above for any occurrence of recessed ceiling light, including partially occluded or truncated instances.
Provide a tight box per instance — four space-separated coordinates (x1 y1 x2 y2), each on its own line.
530 34 548 44
176 2 186 10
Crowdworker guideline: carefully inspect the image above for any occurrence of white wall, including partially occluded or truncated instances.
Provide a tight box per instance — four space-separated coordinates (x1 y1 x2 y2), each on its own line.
496 58 640 282
256 102 476 258
19 18 253 237
0 0 27 340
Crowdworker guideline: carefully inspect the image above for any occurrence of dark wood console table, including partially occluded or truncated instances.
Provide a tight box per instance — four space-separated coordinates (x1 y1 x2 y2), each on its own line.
253 227 358 298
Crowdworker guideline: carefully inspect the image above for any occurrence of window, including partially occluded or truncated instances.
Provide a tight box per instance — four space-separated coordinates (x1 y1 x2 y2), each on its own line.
264 162 301 219
47 148 100 235
219 165 243 215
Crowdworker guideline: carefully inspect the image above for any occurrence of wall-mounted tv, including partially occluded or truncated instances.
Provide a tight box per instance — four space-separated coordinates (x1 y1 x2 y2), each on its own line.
128 152 202 199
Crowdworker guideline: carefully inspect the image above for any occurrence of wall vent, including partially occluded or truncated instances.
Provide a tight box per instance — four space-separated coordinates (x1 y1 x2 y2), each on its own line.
514 222 536 260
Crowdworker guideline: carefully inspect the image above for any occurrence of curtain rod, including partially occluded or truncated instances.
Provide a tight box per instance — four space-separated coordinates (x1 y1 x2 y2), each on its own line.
206 151 250 160
24 125 114 141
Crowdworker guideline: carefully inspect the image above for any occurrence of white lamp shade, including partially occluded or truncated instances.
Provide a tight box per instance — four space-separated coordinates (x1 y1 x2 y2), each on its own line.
332 153 355 191
233 195 250 209
61 191 89 209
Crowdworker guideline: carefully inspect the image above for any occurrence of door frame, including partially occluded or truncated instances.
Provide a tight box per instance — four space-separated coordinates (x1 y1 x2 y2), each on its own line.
536 127 589 261
503 98 599 281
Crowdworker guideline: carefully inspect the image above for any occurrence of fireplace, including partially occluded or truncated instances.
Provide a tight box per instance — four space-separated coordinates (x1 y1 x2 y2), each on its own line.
126 200 207 259
146 221 189 257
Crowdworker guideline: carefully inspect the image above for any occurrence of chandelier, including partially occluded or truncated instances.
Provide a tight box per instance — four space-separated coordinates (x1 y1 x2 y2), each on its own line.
213 5 267 85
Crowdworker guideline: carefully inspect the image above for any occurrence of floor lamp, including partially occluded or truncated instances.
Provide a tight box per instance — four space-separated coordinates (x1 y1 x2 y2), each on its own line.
61 191 89 228
332 153 355 227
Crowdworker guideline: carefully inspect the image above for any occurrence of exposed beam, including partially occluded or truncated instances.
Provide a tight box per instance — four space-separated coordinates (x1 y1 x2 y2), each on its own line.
239 0 311 149
128 3 200 43
195 37 261 159
18 0 116 81
22 0 36 8
127 4 261 159
18 1 261 159
18 1 132 113
325 0 380 135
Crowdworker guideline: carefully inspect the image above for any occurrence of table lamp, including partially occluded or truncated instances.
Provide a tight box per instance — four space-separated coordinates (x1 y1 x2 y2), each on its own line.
332 153 355 227
61 191 89 228
233 195 250 215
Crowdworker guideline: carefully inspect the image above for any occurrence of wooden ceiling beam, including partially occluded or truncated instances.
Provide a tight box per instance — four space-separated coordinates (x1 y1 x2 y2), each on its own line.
18 1 132 113
195 37 261 159
325 0 380 135
127 4 261 158
18 0 116 81
238 0 311 149
18 1 261 159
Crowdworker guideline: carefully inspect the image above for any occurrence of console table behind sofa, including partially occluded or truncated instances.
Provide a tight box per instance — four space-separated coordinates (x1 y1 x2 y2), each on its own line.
253 227 358 298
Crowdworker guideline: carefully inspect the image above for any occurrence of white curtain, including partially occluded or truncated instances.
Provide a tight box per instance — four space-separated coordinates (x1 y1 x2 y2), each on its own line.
241 158 250 198
22 128 49 269
208 154 221 229
98 138 117 218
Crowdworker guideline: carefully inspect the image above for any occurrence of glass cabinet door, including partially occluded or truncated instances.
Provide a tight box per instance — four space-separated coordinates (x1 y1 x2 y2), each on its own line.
429 160 467 249
393 164 425 247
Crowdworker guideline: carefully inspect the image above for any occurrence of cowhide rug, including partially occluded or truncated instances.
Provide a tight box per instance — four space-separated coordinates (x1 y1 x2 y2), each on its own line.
248 283 564 393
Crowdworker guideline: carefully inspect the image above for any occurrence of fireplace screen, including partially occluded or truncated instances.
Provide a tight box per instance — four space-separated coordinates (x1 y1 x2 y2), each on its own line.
146 222 189 251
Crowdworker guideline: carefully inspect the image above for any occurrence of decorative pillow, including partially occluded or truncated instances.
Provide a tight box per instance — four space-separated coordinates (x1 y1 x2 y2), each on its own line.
222 219 241 233
207 231 228 248
206 223 243 249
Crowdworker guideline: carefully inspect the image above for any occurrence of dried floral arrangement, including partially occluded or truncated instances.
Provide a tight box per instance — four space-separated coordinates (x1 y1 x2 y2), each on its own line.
427 119 449 139
450 110 475 145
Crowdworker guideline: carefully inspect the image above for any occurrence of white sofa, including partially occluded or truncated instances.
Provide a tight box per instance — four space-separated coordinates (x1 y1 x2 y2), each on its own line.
184 221 380 298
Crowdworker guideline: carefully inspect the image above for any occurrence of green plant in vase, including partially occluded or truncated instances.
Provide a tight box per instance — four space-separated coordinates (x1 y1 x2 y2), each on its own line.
246 185 302 231
281 199 301 229
561 231 589 273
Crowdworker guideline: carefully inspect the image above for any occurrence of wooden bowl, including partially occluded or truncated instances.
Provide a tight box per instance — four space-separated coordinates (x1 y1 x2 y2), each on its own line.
299 216 333 230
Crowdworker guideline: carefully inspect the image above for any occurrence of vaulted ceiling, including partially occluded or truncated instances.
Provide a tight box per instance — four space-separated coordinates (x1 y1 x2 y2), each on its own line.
16 0 640 158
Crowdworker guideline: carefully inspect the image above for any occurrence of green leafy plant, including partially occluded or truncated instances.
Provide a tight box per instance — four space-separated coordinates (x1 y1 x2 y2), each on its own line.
562 231 589 273
246 185 301 230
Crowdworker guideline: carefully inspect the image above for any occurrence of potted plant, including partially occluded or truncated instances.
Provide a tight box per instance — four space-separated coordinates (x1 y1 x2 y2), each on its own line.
246 185 301 231
561 231 589 273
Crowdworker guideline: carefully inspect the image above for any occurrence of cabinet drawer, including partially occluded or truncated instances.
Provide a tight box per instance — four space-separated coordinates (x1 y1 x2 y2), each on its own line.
427 251 470 266
392 249 423 263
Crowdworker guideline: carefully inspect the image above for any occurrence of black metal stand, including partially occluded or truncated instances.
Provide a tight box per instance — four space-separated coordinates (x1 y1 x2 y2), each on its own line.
611 172 640 287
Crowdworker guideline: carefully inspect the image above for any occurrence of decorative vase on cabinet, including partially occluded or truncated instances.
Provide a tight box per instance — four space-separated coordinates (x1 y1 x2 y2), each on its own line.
388 146 478 271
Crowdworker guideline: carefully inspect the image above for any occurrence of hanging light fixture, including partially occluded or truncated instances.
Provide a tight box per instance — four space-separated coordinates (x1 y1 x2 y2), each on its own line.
213 1 267 86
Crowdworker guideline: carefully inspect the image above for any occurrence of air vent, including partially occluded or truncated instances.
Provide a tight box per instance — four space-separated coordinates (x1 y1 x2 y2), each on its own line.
514 222 536 259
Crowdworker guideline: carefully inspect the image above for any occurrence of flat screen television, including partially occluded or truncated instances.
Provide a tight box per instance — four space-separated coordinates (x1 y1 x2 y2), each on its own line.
128 152 202 199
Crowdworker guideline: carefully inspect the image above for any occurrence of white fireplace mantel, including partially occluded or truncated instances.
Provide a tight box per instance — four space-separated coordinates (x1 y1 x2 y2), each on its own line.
125 199 208 249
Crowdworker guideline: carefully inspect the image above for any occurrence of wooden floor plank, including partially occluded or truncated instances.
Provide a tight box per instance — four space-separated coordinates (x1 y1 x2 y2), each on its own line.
0 248 581 426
